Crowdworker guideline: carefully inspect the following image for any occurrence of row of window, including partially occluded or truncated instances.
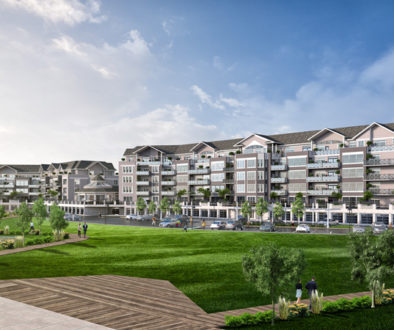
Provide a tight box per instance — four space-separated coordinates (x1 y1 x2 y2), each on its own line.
236 158 264 169
236 171 265 181
236 184 265 193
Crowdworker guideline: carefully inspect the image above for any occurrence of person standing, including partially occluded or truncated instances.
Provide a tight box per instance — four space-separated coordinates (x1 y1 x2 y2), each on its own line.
202 219 206 230
82 222 88 238
152 217 156 226
78 223 81 238
30 221 35 232
305 277 318 310
295 279 302 304
183 223 187 232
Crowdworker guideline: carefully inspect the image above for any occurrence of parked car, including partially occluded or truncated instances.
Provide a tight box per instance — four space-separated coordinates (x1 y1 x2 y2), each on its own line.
74 215 81 221
352 226 365 233
295 224 310 233
259 223 276 232
126 214 138 220
159 218 177 228
136 215 155 221
210 221 226 230
64 213 72 221
373 224 387 234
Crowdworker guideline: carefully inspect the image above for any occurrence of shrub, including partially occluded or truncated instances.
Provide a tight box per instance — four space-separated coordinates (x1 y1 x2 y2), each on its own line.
224 311 273 327
63 232 70 239
289 303 308 318
53 230 64 241
240 313 258 326
1 239 15 249
373 280 385 305
311 291 324 314
43 236 53 243
4 225 9 235
14 236 24 248
255 310 273 323
225 315 243 327
278 296 290 320
34 230 40 235
352 296 372 309
336 298 355 311
322 301 339 313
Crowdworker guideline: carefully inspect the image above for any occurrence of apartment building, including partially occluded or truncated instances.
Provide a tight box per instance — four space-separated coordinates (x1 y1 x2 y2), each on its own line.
0 160 118 202
119 122 394 209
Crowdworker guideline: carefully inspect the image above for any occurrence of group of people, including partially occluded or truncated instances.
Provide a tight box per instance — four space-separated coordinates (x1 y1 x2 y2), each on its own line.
296 277 318 310
77 222 88 238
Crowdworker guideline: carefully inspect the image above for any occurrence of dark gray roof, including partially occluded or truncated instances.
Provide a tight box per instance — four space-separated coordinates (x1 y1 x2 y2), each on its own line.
123 122 394 155
49 160 115 171
0 164 42 173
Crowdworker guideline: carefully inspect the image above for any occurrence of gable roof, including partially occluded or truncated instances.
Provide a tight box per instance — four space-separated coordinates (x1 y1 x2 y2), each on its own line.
190 141 217 152
350 122 394 140
233 133 276 147
307 128 346 141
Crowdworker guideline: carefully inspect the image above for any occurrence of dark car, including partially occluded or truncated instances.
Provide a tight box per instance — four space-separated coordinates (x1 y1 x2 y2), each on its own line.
259 223 276 232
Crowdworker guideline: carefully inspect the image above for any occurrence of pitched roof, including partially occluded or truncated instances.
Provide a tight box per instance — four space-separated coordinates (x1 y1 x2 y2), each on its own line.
0 164 42 173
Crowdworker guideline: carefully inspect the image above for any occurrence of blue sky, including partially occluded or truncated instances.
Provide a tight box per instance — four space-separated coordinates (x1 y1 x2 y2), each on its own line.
0 0 394 167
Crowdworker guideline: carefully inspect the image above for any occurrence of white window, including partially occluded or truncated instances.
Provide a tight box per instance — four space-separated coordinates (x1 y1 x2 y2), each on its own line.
373 139 386 146
211 185 225 192
211 173 224 182
288 170 306 179
151 166 160 173
285 146 295 153
302 146 312 151
211 161 224 171
342 168 364 178
342 182 363 192
176 164 188 173
236 172 245 181
247 183 256 193
342 153 364 164
288 183 306 192
257 159 265 168
152 175 159 183
236 159 245 169
288 157 307 167
122 166 133 173
152 186 159 193
122 176 133 183
247 159 256 168
247 171 256 180
348 141 356 148
237 184 245 193
358 141 364 147
176 175 188 183
257 184 264 193
257 171 265 180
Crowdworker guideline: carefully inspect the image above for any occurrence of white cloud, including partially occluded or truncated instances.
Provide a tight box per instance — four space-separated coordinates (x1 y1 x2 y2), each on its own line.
213 56 236 72
0 0 105 25
191 85 225 110
121 30 150 57
52 35 86 57
219 96 244 108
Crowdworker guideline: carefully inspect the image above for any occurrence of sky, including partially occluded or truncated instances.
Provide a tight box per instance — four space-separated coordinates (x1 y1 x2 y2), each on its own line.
0 0 394 169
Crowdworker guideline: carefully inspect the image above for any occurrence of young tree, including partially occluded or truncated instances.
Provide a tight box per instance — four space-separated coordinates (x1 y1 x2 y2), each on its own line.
348 230 394 308
292 192 305 223
241 201 252 223
49 204 68 239
16 202 33 244
217 187 231 201
32 198 47 234
243 244 306 325
176 189 187 200
362 191 374 202
136 197 147 215
47 190 59 200
159 197 170 218
148 200 157 215
273 202 285 223
172 200 182 215
255 198 268 223
197 187 211 201
0 205 6 219
270 191 278 202
9 191 18 200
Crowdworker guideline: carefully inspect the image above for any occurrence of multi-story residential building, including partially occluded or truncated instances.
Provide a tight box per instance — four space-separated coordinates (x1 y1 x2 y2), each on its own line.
119 122 394 211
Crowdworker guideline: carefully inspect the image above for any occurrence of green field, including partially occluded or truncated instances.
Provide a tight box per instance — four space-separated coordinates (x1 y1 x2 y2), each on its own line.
0 217 393 313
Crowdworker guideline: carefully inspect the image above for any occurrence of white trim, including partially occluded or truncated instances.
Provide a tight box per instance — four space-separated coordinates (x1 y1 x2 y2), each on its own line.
190 142 216 152
134 145 163 154
351 122 394 140
308 128 345 141
233 134 275 147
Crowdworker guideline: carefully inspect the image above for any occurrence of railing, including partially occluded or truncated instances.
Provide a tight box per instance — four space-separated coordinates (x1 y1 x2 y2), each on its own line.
271 164 287 171
0 184 14 188
223 167 234 172
188 169 210 174
161 191 175 196
136 191 149 196
307 162 340 169
222 179 234 184
369 189 393 195
270 177 287 183
137 160 161 165
369 145 394 152
161 181 175 185
314 149 340 155
307 189 339 196
136 171 149 175
271 189 288 196
188 180 210 185
365 159 394 166
161 171 175 175
306 175 340 182
366 174 394 181
29 184 41 188
136 181 149 186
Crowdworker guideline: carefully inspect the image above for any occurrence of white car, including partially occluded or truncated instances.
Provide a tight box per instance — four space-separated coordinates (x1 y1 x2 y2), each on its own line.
373 224 387 234
296 224 310 233
210 221 226 230
225 220 236 230
126 214 138 220
352 226 365 233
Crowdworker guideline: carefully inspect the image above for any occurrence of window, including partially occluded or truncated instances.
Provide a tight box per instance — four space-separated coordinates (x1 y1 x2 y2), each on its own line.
247 171 256 180
211 161 224 171
152 175 159 183
288 183 306 192
176 175 188 183
257 159 265 168
373 140 386 146
244 145 265 154
247 159 256 168
237 184 245 193
247 183 256 193
288 157 307 167
288 170 306 179
236 159 245 169
285 146 295 153
123 186 133 193
122 176 133 183
328 157 338 163
257 171 264 180
152 186 159 193
236 172 245 181
358 141 364 147
257 184 264 193
342 168 364 178
342 153 364 164
211 173 224 182
176 164 188 173
302 146 312 151
151 166 160 173
122 165 134 173
211 185 225 192
348 141 356 148
342 182 363 192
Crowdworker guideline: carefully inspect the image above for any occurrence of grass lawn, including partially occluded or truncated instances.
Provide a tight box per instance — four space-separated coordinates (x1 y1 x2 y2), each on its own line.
242 304 394 329
0 217 393 313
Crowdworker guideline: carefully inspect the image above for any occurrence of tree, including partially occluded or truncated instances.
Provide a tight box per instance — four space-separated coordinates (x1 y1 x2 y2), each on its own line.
32 198 47 234
197 187 211 201
176 189 187 200
349 229 394 308
172 200 182 215
270 191 278 202
159 197 170 218
49 204 68 239
241 201 252 223
273 202 285 223
148 200 157 215
292 192 305 223
136 197 147 215
16 202 33 244
9 191 18 200
255 198 268 222
217 187 231 201
0 205 6 219
362 191 374 202
243 244 306 325
331 191 343 202
48 190 58 199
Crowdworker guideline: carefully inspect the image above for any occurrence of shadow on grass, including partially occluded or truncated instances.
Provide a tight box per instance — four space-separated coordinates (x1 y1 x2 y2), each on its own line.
42 249 70 255
71 242 97 248
0 262 9 266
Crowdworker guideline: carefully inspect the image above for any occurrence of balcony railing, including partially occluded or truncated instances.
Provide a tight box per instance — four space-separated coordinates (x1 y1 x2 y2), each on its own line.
223 179 234 184
271 164 287 171
223 167 234 172
188 180 210 185
306 175 340 182
270 177 287 183
188 169 210 174
365 174 394 181
161 171 175 175
161 191 175 196
0 184 14 188
29 184 41 188
136 181 149 186
161 181 175 185
271 189 288 196
365 159 394 166
307 162 340 169
369 188 393 195
314 149 340 155
137 160 161 165
136 191 150 196
307 189 339 196
136 171 149 175
369 145 394 152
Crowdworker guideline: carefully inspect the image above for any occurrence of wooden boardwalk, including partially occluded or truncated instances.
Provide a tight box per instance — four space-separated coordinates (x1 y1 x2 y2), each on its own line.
0 275 378 329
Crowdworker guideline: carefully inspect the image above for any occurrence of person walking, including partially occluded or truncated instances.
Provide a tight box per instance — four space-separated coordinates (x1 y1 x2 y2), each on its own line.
202 219 206 230
30 221 35 232
183 223 187 232
82 222 88 238
78 223 81 238
152 217 156 226
295 279 302 304
305 277 318 310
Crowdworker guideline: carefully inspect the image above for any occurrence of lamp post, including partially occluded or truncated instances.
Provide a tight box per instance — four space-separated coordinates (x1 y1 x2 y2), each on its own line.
347 205 352 233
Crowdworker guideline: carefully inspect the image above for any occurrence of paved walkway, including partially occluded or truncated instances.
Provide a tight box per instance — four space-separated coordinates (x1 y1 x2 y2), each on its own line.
0 234 88 256
0 275 380 329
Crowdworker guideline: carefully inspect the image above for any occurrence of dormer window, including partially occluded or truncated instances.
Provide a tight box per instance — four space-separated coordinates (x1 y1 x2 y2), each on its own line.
244 145 265 154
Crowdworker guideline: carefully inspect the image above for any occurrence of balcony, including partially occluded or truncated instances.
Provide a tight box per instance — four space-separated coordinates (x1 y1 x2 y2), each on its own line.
365 174 394 181
223 167 234 172
29 192 41 196
0 183 14 188
307 189 339 196
365 159 394 166
137 160 161 165
136 191 149 196
188 180 210 185
369 188 393 195
307 162 340 169
161 181 175 185
369 145 394 152
136 181 149 186
29 184 41 188
271 189 288 196
162 171 175 175
161 191 175 196
306 175 340 182
271 164 287 171
136 171 149 175
223 179 234 184
314 149 340 155
188 169 210 174
270 177 287 183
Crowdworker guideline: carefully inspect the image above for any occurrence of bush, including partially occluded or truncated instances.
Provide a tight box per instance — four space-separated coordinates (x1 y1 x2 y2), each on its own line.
63 232 70 239
43 236 53 243
225 315 243 327
289 303 308 318
0 230 3 235
224 311 273 327
1 239 15 249
352 296 372 309
311 291 324 314
15 236 24 248
278 296 290 320
336 297 355 311
255 310 273 323
322 301 339 313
